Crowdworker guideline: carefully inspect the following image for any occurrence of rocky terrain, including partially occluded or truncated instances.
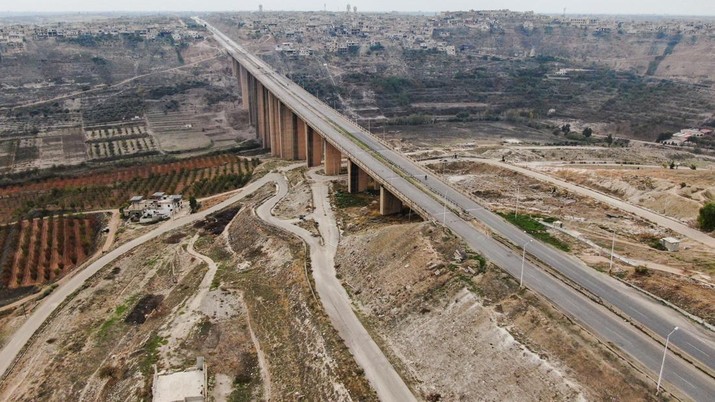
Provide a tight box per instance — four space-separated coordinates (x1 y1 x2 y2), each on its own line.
209 12 715 142
333 202 654 401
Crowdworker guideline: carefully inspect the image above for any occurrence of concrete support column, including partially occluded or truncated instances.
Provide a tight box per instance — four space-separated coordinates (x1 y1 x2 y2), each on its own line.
261 86 271 148
380 186 403 215
231 58 239 78
291 113 300 159
239 65 249 111
296 117 307 160
324 140 342 175
280 102 295 159
267 92 278 156
348 160 369 194
256 82 267 145
305 124 323 167
248 73 258 127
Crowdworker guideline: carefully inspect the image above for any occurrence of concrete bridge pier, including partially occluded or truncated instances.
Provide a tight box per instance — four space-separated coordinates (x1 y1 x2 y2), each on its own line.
296 117 307 160
348 160 369 194
256 82 268 147
324 140 342 175
239 65 249 111
380 186 403 215
247 73 259 127
279 102 296 159
266 92 278 156
305 124 323 167
231 58 239 79
268 93 280 156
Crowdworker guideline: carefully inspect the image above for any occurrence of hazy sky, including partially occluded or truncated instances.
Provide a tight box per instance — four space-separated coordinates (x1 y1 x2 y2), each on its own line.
2 1 714 16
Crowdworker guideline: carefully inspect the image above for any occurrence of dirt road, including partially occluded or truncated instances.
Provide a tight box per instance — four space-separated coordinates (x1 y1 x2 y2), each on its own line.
455 158 715 249
255 167 417 402
0 173 280 380
0 167 412 401
101 209 121 253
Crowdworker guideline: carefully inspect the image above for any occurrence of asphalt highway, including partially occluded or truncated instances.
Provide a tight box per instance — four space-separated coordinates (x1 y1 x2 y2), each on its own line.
199 18 715 400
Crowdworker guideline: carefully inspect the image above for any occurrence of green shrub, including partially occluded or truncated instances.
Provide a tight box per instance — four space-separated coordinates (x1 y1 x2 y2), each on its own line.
698 202 715 232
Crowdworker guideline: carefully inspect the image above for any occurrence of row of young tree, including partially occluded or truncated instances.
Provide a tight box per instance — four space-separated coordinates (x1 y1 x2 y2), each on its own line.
0 214 102 288
5 157 260 222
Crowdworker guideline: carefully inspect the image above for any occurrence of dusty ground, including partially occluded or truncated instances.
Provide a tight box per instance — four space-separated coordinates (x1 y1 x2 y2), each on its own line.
0 230 214 401
333 204 656 400
272 167 314 220
378 121 556 152
0 171 376 402
215 193 377 401
543 164 715 224
432 160 715 322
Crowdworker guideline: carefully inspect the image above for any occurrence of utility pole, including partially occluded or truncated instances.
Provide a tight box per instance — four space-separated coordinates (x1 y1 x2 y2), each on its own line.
514 186 520 218
443 202 446 226
656 326 678 395
520 239 533 288
608 230 616 274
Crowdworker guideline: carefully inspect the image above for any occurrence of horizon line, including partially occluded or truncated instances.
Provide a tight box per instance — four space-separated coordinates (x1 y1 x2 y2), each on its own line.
1 10 715 18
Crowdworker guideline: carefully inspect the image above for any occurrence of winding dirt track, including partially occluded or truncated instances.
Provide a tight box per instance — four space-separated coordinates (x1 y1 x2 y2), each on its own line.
0 167 413 401
255 167 416 402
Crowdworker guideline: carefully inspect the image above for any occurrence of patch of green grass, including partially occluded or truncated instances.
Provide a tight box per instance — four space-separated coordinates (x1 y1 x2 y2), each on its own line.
333 190 372 208
467 252 487 272
96 293 140 341
540 216 558 223
140 333 168 375
210 262 229 290
457 274 481 295
648 239 667 251
38 283 58 300
613 270 628 279
208 246 232 262
499 213 571 252
228 379 259 402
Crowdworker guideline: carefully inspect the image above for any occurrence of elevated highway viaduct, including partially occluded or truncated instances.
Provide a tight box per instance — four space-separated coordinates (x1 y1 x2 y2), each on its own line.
197 18 715 400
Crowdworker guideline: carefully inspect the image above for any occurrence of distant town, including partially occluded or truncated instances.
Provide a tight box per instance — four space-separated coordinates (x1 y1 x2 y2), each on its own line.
2 9 715 58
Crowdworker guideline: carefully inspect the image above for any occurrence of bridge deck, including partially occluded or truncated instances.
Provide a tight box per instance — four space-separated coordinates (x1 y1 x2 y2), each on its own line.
198 17 715 400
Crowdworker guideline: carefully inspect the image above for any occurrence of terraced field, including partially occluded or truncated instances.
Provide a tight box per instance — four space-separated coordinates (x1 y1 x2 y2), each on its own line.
0 154 260 224
84 122 158 160
0 126 87 173
146 108 241 153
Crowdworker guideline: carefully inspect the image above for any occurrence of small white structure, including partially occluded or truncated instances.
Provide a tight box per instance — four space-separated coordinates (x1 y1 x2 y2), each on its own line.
126 192 182 222
660 237 680 252
139 209 169 224
153 357 207 402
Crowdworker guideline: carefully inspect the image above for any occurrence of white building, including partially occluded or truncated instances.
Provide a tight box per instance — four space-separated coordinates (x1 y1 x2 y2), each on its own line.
660 237 680 252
